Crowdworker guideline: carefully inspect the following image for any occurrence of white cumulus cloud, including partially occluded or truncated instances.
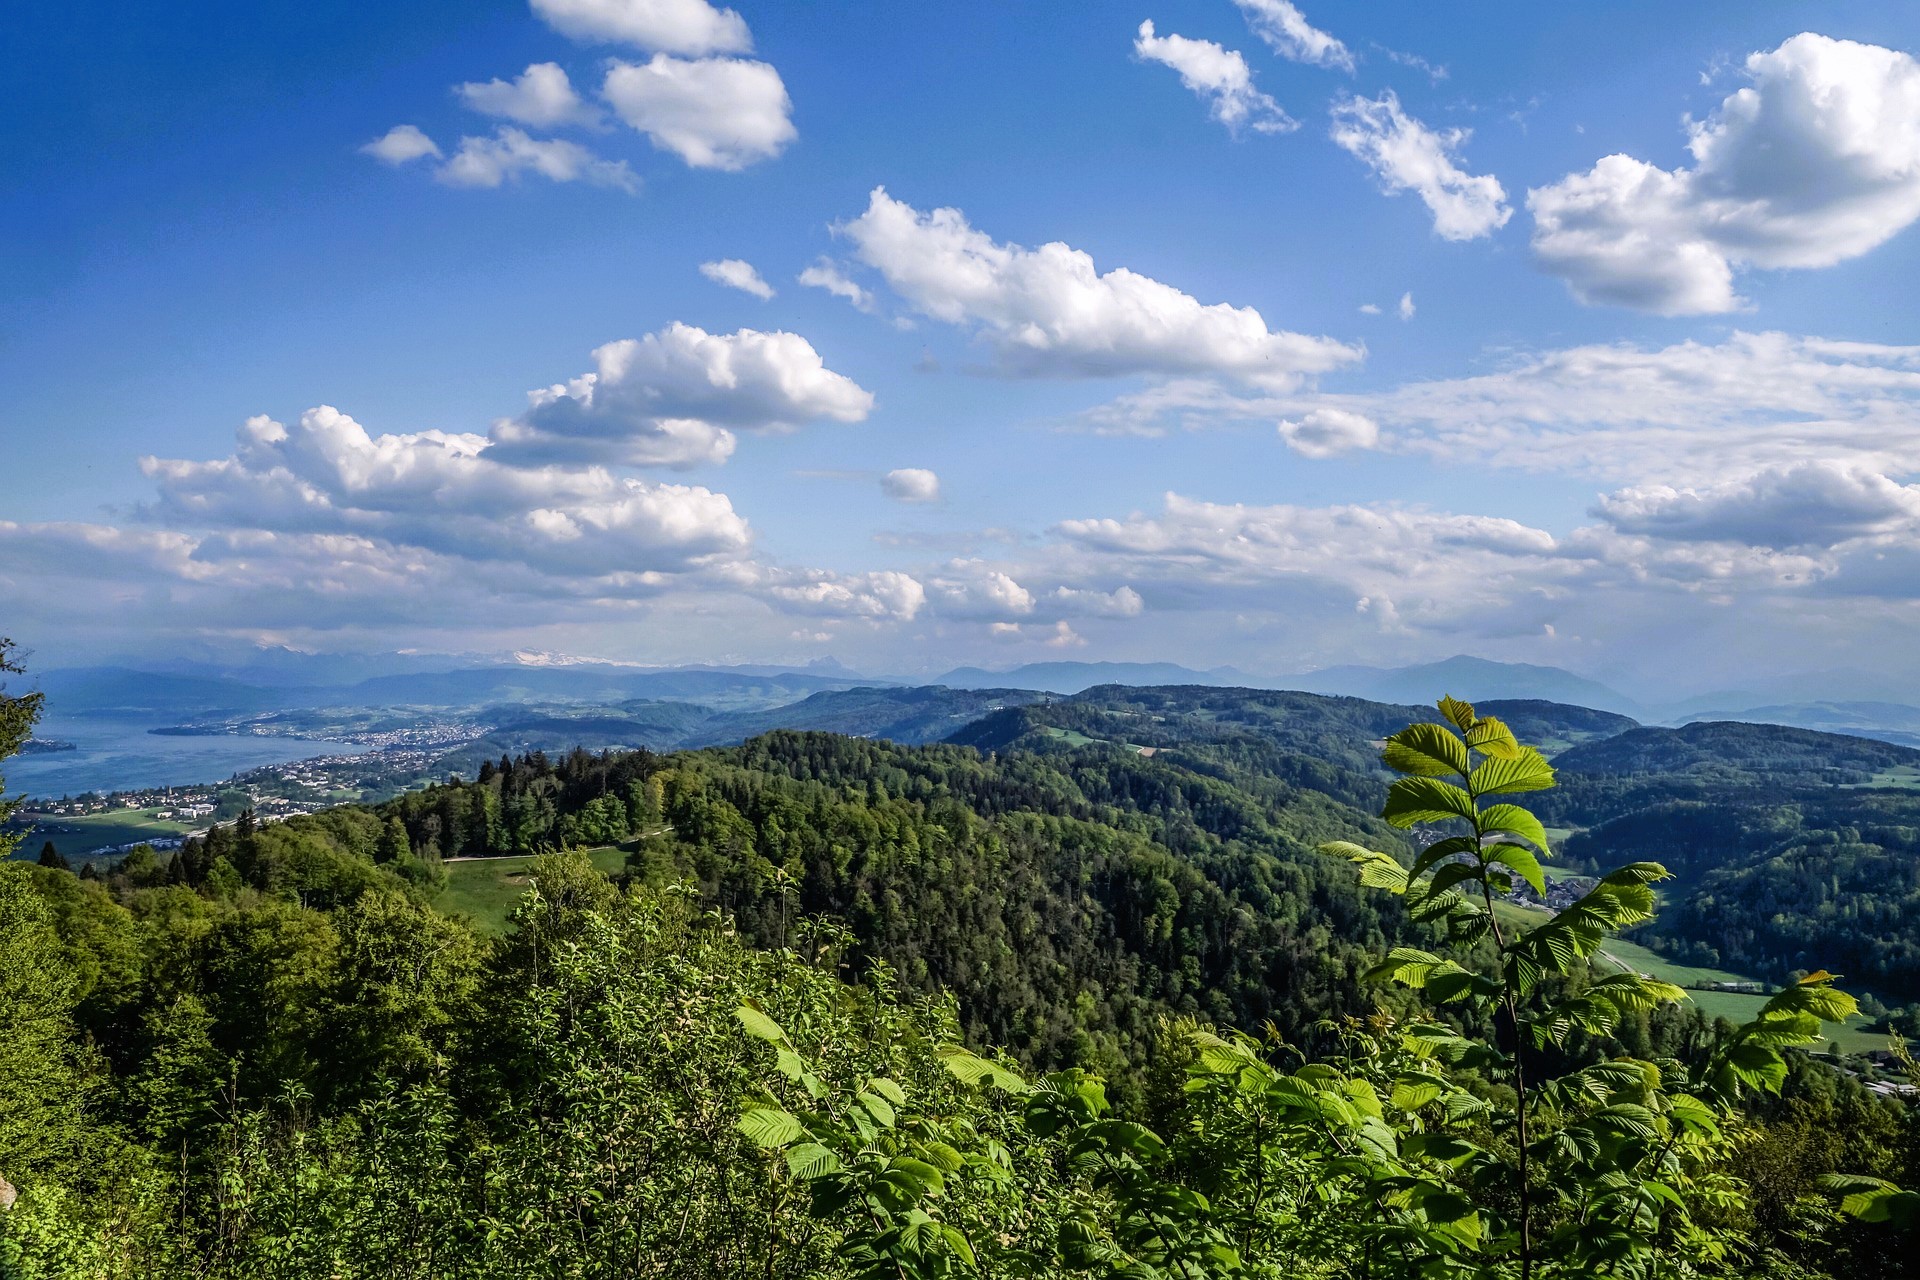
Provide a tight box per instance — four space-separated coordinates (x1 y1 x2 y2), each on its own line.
1232 0 1353 72
1051 585 1146 617
1530 33 1920 314
361 125 442 165
1279 407 1380 458
926 561 1037 620
798 260 877 311
530 0 751 55
1593 461 1920 549
140 407 753 580
1330 92 1510 240
759 568 927 621
456 62 599 128
881 468 942 503
838 187 1361 385
602 55 795 170
437 127 639 191
700 258 775 298
1134 21 1296 136
493 322 874 468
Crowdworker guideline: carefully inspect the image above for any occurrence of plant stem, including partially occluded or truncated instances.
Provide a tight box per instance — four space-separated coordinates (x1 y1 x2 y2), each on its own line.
1478 822 1533 1280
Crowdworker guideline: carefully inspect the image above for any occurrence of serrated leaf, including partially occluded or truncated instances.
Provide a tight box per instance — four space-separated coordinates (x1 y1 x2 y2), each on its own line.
1408 835 1480 881
1318 841 1410 892
784 1142 841 1180
1437 696 1477 732
737 1106 804 1149
941 1225 977 1266
1391 1077 1444 1111
1478 804 1549 855
920 1141 965 1172
1383 723 1470 777
936 1045 1028 1093
857 1090 896 1128
735 1006 788 1044
1465 716 1521 759
1485 842 1546 896
1425 860 1485 898
888 1156 945 1195
1469 747 1555 796
1383 777 1478 828
1367 947 1445 987
864 1076 907 1107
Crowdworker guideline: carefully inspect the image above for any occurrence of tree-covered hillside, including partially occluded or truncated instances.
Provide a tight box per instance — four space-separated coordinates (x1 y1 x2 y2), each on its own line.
6 650 1916 1278
1551 720 1920 786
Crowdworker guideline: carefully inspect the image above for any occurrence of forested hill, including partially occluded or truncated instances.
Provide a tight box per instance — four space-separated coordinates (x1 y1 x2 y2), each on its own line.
113 722 1433 1098
1473 699 1640 751
1552 719 1920 782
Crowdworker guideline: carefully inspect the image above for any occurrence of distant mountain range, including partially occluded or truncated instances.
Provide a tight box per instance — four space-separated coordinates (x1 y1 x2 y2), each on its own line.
36 650 1920 755
933 661 1255 693
1281 655 1643 716
29 663 893 718
931 655 1640 714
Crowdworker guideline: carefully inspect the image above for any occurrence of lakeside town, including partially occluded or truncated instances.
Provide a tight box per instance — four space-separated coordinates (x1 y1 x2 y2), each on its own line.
14 743 463 863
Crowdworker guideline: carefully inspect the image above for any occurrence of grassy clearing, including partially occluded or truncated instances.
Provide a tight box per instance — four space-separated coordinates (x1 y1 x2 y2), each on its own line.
1497 902 1900 1055
1849 765 1920 790
436 845 627 935
1672 988 1898 1055
23 809 197 861
1600 936 1758 989
1042 726 1153 754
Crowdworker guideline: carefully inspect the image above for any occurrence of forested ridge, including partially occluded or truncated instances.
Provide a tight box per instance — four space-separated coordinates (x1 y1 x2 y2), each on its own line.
10 644 1920 1276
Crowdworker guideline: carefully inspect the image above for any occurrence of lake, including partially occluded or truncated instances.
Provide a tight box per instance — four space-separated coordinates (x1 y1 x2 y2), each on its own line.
8 715 367 798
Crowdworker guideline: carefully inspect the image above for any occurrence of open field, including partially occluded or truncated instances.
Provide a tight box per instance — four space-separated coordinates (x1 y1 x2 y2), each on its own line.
1494 902 1899 1055
19 808 198 861
1041 725 1150 753
1849 765 1920 790
1601 936 1757 989
436 845 627 934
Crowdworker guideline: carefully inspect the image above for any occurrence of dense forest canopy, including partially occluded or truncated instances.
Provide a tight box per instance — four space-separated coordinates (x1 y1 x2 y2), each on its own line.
9 656 1920 1275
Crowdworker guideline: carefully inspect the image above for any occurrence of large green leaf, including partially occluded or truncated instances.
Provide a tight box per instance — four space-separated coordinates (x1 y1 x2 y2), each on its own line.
1318 841 1411 892
1484 842 1546 896
857 1090 897 1128
1408 835 1479 881
1464 716 1521 759
936 1045 1028 1093
1366 946 1446 987
864 1076 907 1107
784 1142 841 1180
1383 723 1470 777
1382 777 1477 827
1468 747 1555 796
737 1106 804 1149
1761 971 1859 1023
1477 804 1549 854
1438 695 1477 732
735 1006 788 1044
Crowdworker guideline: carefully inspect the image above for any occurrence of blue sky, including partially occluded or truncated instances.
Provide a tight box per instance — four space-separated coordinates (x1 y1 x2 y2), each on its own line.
7 0 1920 695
